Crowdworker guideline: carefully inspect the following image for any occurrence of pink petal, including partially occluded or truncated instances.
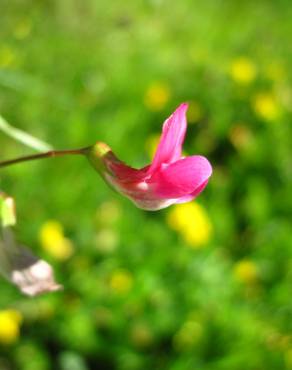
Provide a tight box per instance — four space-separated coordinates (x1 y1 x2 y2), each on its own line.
98 149 149 183
109 161 149 183
148 103 188 174
149 156 212 199
174 180 209 203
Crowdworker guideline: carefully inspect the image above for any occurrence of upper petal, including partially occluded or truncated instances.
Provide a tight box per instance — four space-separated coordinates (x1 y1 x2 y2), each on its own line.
149 155 212 199
148 103 188 174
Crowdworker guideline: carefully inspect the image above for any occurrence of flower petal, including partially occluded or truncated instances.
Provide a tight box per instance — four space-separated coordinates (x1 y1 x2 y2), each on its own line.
86 143 149 183
148 103 188 173
149 156 212 199
174 180 209 204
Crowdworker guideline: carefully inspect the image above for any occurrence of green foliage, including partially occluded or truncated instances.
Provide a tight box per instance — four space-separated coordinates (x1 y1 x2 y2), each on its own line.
0 115 52 152
0 1 292 369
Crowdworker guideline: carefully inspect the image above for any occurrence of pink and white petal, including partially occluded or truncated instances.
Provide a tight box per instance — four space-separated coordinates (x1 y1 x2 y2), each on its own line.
149 156 212 199
109 161 150 182
148 103 188 174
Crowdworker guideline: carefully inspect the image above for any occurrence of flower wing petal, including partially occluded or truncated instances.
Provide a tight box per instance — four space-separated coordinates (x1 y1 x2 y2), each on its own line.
174 180 209 203
149 156 212 199
148 103 188 173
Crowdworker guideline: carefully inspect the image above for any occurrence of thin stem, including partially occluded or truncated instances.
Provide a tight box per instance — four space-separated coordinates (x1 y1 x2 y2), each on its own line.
0 148 89 169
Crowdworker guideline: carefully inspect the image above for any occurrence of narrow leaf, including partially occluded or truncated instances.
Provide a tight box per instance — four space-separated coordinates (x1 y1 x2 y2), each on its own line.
0 115 53 152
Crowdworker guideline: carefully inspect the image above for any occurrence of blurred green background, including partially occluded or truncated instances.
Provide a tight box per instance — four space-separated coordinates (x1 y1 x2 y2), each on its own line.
0 0 292 369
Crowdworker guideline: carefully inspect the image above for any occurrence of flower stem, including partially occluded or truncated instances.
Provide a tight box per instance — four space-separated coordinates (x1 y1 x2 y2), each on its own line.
0 148 88 169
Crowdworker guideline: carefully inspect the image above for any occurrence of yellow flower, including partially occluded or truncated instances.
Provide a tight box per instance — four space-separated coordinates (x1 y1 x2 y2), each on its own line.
253 92 280 121
183 220 212 247
0 46 17 68
187 101 203 123
0 309 22 345
39 220 73 260
167 202 195 231
230 57 256 85
233 260 258 284
167 203 212 248
144 82 171 111
110 269 133 295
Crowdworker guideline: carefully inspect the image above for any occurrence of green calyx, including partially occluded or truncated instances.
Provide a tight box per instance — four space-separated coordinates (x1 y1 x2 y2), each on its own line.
85 142 114 177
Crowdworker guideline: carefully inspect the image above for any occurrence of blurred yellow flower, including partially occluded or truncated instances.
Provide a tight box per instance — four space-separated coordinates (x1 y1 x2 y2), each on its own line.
183 221 212 247
0 309 23 345
187 100 203 123
144 82 171 111
230 57 256 85
145 133 160 159
13 19 32 40
39 220 73 260
233 259 258 284
0 46 17 68
97 200 121 225
173 320 204 351
167 202 196 231
110 269 133 295
229 124 253 150
253 92 281 121
167 202 212 248
95 228 118 253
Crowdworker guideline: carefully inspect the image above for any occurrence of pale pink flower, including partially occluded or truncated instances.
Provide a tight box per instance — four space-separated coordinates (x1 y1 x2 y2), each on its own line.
86 103 212 210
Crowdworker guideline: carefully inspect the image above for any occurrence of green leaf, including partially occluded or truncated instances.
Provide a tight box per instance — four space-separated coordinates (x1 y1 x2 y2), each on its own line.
0 115 53 152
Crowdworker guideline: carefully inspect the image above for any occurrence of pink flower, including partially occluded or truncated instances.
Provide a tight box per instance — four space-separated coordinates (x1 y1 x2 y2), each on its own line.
86 103 212 210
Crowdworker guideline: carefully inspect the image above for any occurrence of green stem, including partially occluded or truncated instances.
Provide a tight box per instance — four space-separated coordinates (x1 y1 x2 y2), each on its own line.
0 148 89 169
